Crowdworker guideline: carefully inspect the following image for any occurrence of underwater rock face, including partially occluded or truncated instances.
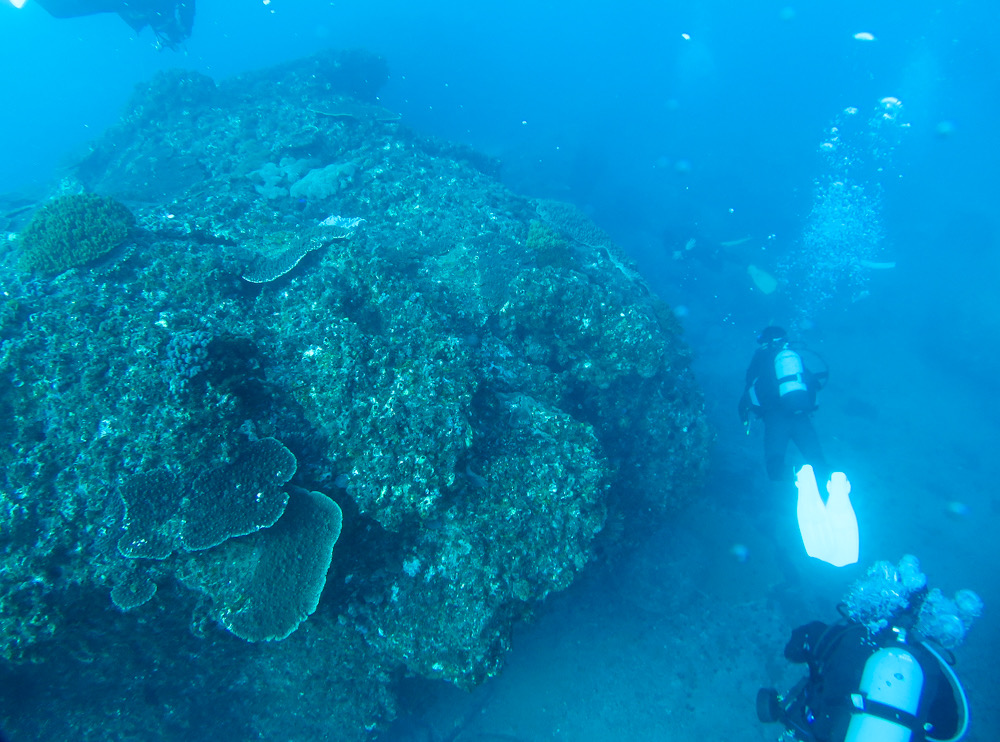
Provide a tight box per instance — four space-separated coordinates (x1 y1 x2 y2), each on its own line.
0 49 709 740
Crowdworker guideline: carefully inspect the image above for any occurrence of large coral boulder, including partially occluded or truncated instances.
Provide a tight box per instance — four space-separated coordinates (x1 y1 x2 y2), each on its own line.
0 49 709 740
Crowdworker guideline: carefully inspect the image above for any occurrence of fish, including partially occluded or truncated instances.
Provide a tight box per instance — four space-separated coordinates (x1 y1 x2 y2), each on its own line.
747 264 778 294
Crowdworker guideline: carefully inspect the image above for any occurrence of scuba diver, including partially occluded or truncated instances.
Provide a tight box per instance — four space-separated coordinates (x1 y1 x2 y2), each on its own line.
758 556 980 742
23 0 195 49
739 326 828 482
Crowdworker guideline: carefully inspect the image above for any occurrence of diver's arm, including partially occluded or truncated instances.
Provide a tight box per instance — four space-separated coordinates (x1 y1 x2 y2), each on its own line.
740 353 763 424
784 621 828 663
745 348 768 389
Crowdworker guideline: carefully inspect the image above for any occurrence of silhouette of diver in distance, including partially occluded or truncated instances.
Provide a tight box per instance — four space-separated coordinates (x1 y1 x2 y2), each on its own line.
739 326 828 482
31 0 195 49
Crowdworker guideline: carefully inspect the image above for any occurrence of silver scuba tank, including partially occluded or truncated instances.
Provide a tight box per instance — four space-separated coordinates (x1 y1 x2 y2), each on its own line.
844 646 924 742
774 348 808 398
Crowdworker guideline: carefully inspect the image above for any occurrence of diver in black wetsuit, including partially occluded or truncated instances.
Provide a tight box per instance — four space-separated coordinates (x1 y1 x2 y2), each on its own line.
739 325 828 482
760 556 978 742
759 616 967 742
32 0 195 49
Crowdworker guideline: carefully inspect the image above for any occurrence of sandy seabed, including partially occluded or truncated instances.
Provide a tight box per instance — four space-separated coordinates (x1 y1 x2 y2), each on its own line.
399 314 999 742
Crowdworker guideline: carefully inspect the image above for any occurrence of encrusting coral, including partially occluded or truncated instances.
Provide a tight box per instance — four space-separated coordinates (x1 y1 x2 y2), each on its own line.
17 192 134 273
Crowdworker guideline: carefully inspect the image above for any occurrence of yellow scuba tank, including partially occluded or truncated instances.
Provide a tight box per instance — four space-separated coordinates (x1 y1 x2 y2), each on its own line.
844 646 924 742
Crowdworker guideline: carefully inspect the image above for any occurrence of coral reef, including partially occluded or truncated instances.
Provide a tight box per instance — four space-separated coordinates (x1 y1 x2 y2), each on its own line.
17 193 134 273
177 486 344 642
0 48 709 740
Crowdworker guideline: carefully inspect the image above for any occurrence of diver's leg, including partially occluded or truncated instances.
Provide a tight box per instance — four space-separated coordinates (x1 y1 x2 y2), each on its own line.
764 414 793 481
791 416 827 482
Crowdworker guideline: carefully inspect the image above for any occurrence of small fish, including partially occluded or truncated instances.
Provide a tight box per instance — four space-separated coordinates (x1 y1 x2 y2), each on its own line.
853 31 876 41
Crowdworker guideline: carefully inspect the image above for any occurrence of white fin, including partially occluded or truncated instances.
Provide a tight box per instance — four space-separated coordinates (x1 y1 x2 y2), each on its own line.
795 465 859 567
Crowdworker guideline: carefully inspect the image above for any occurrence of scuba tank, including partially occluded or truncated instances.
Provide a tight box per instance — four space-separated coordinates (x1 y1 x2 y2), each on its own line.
844 646 924 742
775 348 807 396
774 347 811 412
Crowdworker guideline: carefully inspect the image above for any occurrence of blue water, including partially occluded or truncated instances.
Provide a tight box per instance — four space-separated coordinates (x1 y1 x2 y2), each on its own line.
3 1 999 323
1 0 998 739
